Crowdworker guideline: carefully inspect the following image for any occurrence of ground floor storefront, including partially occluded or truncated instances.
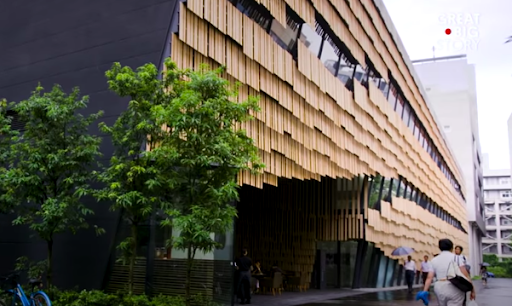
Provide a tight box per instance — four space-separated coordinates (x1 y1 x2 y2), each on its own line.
103 176 449 305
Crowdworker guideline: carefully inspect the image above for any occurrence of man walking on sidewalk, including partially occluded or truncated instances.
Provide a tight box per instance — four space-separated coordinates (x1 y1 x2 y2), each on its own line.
421 255 432 285
404 255 416 293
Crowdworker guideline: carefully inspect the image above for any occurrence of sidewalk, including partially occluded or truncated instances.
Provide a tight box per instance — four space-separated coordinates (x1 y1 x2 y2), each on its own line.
475 278 512 306
246 284 423 306
293 278 512 305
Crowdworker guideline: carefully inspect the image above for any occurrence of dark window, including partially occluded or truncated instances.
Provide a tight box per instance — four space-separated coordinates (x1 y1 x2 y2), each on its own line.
401 99 410 124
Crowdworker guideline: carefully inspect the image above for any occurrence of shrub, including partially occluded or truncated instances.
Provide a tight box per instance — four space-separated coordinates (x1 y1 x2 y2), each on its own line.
48 289 217 306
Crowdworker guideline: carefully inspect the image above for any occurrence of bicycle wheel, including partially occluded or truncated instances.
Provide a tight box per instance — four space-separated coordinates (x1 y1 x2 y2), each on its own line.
32 292 51 306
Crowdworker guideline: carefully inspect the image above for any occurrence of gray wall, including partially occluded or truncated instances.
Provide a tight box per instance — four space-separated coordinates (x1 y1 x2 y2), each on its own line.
0 0 179 289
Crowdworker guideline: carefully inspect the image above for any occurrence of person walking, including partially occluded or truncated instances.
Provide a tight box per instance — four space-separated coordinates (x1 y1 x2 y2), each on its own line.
404 255 416 293
235 249 252 305
421 255 431 285
480 265 488 286
417 239 475 306
454 245 470 273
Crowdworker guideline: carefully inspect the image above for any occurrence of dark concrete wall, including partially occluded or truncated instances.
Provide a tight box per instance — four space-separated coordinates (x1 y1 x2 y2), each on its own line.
0 0 179 289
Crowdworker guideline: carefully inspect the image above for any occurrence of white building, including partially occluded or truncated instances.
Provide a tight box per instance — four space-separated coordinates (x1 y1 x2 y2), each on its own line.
482 154 512 260
413 55 485 274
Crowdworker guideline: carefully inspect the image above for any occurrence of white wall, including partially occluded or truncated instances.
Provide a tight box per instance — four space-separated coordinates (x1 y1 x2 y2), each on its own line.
414 58 484 229
414 58 485 275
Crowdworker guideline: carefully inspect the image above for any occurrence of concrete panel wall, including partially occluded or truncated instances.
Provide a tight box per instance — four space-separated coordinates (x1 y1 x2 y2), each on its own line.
0 0 178 289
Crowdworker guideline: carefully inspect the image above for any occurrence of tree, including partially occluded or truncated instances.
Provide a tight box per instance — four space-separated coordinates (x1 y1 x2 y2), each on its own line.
154 62 264 305
97 61 180 293
0 99 18 214
1 85 103 287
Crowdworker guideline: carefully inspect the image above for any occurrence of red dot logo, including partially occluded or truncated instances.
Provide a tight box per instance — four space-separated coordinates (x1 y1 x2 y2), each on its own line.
445 28 452 35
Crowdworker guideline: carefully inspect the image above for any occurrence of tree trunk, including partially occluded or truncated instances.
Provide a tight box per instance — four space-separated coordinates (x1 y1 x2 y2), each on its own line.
185 245 196 306
47 239 53 288
128 224 138 294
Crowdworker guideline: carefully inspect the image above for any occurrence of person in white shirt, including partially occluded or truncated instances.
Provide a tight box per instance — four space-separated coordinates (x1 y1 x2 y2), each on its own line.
421 239 475 306
404 255 416 293
421 255 432 284
454 245 470 272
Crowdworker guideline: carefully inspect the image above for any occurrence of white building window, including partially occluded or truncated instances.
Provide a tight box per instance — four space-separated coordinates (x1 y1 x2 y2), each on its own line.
501 178 510 185
501 191 512 198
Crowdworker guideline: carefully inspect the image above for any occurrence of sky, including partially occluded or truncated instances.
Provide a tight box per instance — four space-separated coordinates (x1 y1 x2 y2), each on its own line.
383 0 512 169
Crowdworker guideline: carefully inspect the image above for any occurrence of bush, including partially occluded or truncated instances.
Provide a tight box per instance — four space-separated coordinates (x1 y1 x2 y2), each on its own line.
48 289 218 306
488 266 508 278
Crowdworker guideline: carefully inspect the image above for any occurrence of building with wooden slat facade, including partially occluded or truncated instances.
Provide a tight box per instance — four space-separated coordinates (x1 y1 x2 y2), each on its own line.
171 0 469 291
0 0 469 301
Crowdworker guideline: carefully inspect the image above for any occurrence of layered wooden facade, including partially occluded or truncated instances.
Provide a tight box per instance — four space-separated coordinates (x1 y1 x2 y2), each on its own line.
170 0 469 286
236 176 367 285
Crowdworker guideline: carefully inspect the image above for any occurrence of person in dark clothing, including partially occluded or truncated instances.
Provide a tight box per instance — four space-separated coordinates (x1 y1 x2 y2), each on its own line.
235 249 252 305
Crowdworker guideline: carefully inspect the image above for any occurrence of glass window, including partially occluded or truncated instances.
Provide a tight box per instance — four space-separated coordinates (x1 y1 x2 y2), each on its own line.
395 96 404 117
379 79 389 97
402 102 410 125
404 182 412 199
398 178 405 197
300 23 322 56
320 37 340 76
388 84 398 108
408 111 415 130
270 19 299 51
354 65 366 82
391 178 399 198
380 178 392 202
339 241 358 288
414 120 420 139
336 54 355 85
411 187 417 202
419 193 426 208
368 175 383 209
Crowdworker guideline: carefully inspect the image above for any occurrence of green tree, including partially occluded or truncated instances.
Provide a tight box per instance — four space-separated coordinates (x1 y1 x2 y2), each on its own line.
1 85 103 287
154 62 264 305
0 100 18 214
97 61 180 293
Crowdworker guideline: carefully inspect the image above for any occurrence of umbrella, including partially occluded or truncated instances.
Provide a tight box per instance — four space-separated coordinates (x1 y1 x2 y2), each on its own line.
391 246 415 256
481 262 491 267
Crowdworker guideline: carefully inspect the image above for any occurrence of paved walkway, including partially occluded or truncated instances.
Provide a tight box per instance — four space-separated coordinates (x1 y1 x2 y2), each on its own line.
245 284 423 306
292 278 512 305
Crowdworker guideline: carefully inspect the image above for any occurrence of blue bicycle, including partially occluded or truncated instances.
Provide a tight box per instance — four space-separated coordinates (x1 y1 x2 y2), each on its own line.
0 274 51 306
